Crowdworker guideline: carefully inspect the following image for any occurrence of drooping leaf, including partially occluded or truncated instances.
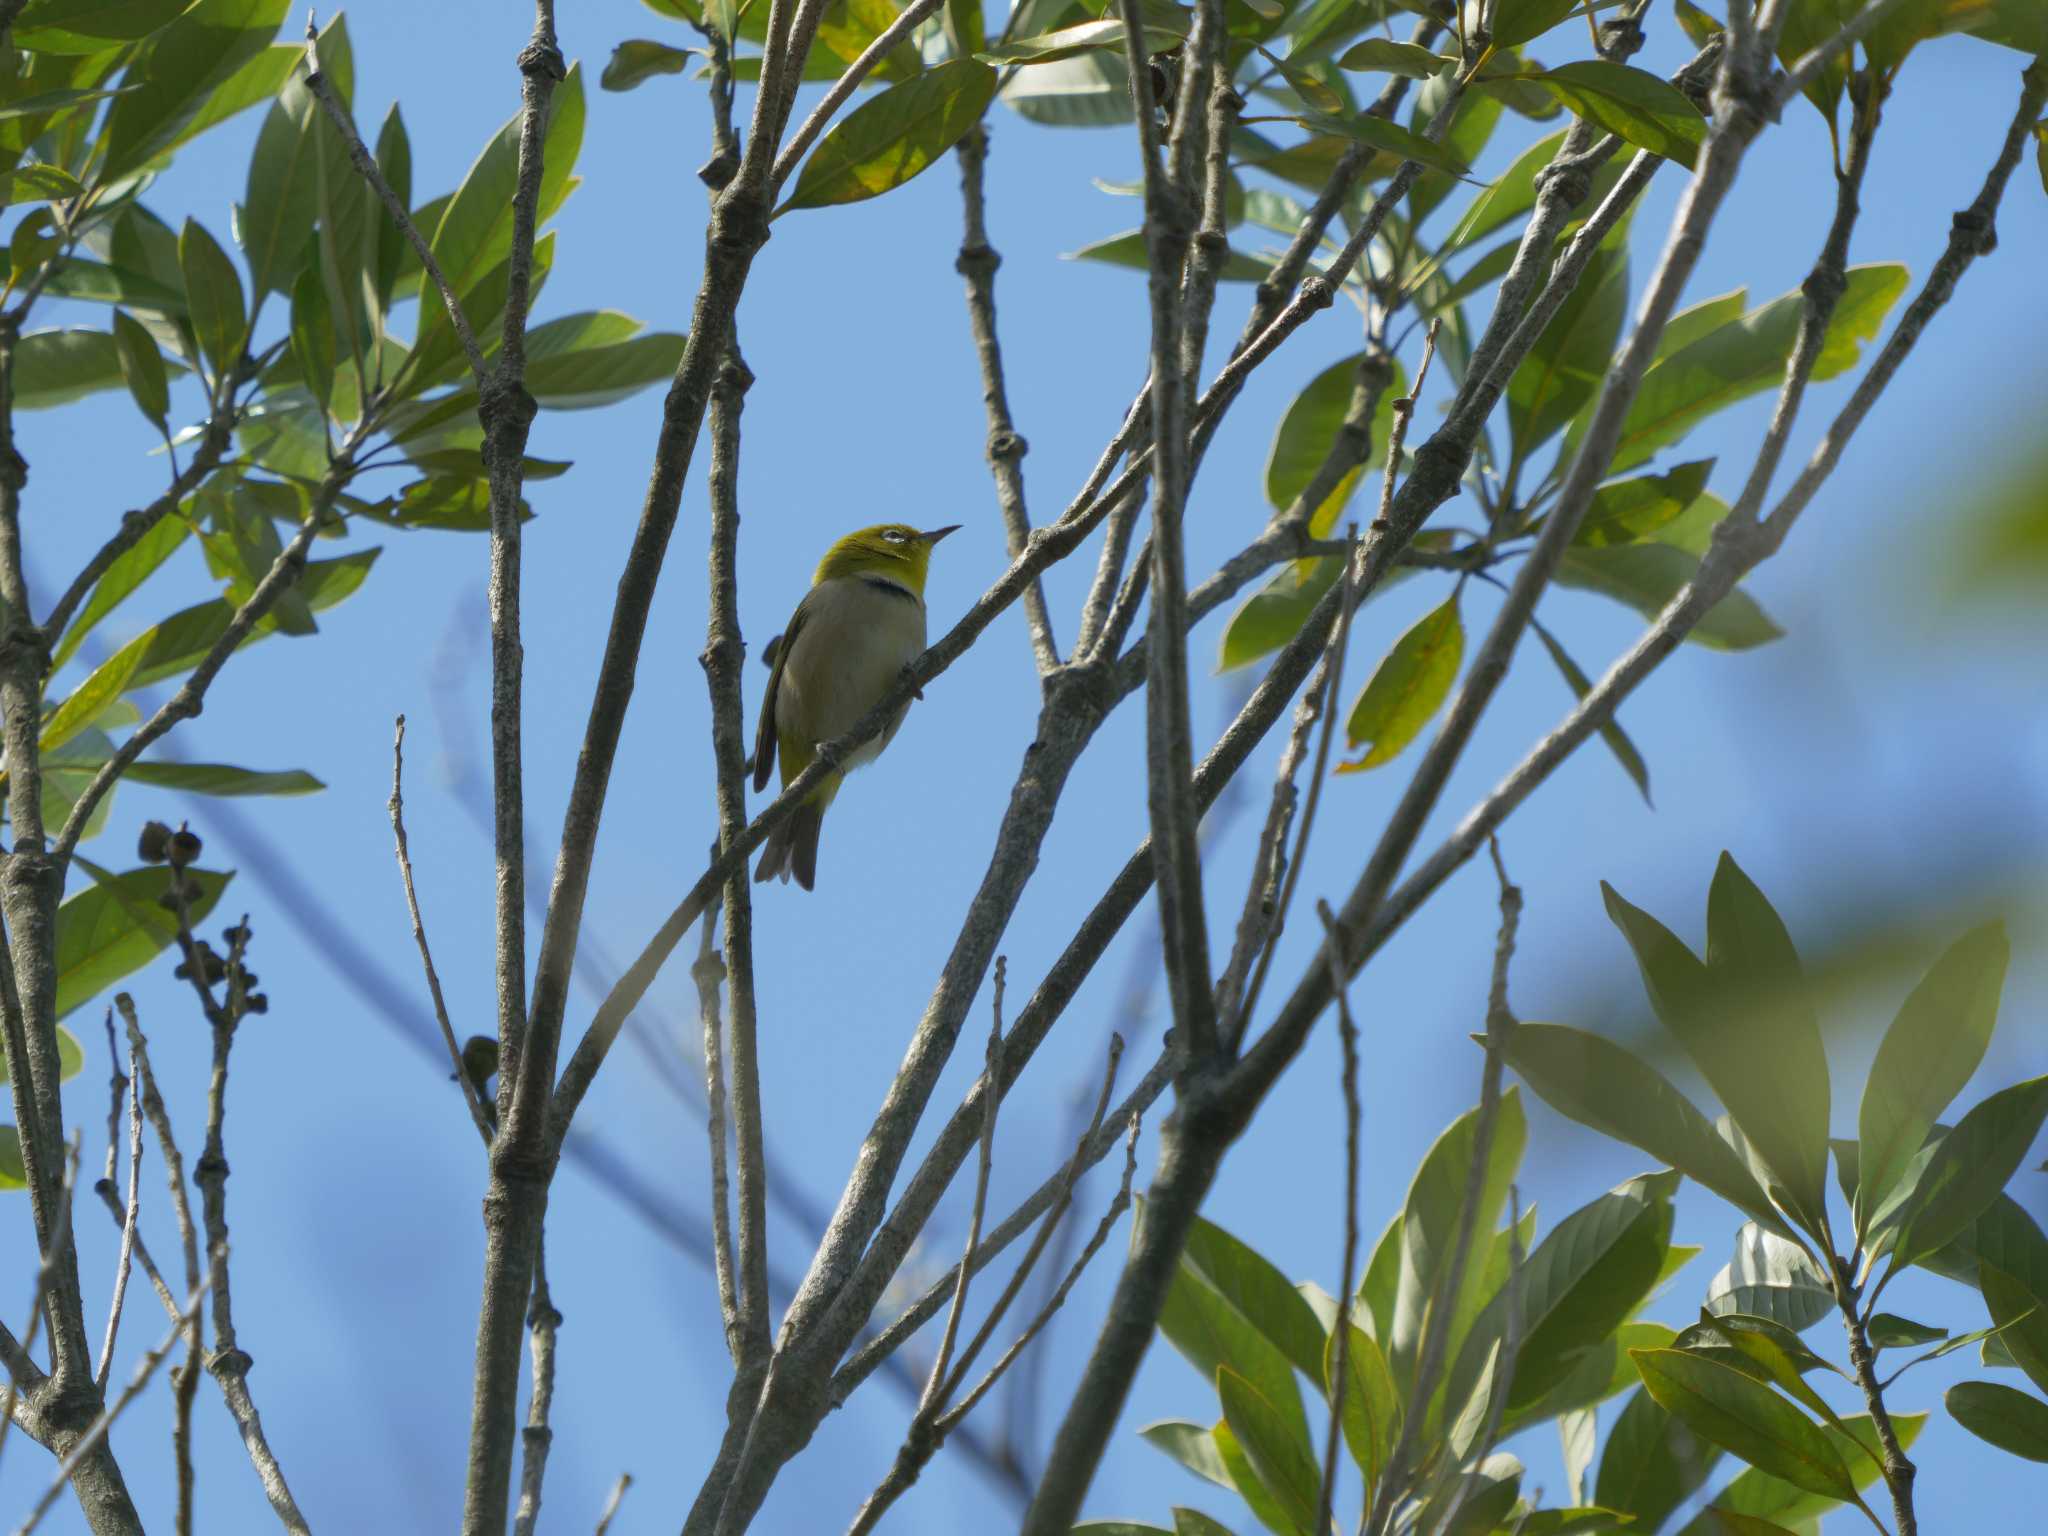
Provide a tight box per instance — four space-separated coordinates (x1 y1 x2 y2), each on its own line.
1325 1323 1399 1501
178 218 248 388
1527 621 1653 803
110 308 169 431
1855 922 2008 1239
1216 1367 1321 1536
1597 1384 1722 1527
780 58 998 214
1631 1349 1856 1503
52 512 192 671
1339 596 1464 772
1212 1417 1304 1536
55 863 233 1020
1139 1420 1235 1491
1979 1263 2048 1396
1067 230 1274 284
1557 543 1783 650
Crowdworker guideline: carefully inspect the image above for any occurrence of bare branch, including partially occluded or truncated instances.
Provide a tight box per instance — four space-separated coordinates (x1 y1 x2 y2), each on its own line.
94 1052 144 1396
593 1473 632 1536
391 715 495 1145
1310 899 1362 1536
955 126 1059 677
693 910 742 1365
511 1244 562 1536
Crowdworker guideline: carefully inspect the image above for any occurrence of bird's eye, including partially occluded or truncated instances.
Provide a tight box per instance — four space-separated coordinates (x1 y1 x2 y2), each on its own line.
883 529 906 544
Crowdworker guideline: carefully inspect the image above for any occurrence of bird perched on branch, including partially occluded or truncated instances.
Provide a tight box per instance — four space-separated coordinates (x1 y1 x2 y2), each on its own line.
752 522 958 890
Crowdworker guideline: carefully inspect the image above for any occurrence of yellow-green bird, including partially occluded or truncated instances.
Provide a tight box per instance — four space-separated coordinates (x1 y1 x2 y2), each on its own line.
752 522 958 890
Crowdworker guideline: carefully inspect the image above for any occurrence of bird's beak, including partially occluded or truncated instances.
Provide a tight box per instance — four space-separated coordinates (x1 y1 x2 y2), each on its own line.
921 525 961 545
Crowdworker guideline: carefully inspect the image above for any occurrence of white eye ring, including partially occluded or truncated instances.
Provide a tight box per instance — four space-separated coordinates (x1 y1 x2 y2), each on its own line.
882 529 907 544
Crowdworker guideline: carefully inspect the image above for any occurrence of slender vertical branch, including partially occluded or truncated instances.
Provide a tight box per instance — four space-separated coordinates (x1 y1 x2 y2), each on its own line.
1310 901 1362 1536
955 126 1058 678
94 1056 144 1396
511 1243 563 1536
693 909 742 1363
703 345 769 1370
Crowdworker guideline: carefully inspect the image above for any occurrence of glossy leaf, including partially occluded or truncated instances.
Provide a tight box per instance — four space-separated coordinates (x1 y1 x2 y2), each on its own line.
1701 855 1831 1232
1683 1412 1924 1528
52 513 192 672
1527 621 1653 803
1705 1224 1832 1332
1325 1323 1399 1499
780 58 998 214
1139 1420 1235 1490
1597 1384 1723 1527
1890 1076 2048 1272
1067 230 1274 284
111 308 169 431
1947 1379 2048 1462
602 39 694 91
1557 543 1782 651
1574 461 1717 548
1336 38 1444 78
1517 61 1708 168
56 863 232 1021
1597 266 1908 475
1216 1367 1320 1536
99 0 292 180
1632 1349 1855 1503
178 219 248 388
1339 596 1464 772
1181 1214 1329 1387
1855 921 2008 1237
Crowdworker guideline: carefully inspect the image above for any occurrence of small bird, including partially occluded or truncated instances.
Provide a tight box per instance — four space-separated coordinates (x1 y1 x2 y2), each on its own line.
752 522 958 890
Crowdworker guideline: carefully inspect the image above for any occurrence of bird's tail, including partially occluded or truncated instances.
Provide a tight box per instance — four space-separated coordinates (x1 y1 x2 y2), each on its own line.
753 778 834 891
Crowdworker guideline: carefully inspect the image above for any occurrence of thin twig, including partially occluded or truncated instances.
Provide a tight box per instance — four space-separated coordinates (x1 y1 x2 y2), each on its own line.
14 1269 215 1536
95 1051 144 1396
693 906 741 1364
391 715 495 1145
512 1241 563 1536
1311 900 1362 1536
593 1473 632 1536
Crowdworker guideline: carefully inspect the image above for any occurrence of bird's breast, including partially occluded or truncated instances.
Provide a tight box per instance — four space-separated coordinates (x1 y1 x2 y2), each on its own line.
776 576 927 767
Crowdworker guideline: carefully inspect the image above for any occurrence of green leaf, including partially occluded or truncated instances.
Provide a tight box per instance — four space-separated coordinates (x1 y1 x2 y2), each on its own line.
1631 1349 1854 1503
1211 1418 1302 1536
1947 1379 2048 1462
1140 1420 1235 1490
56 863 232 1020
108 760 323 797
780 58 997 214
1279 109 1471 179
1431 127 1627 268
1066 230 1274 284
1702 854 1831 1232
602 39 694 91
1181 1214 1329 1386
1597 1384 1722 1526
1386 1089 1526 1398
1170 1510 1236 1536
1339 596 1463 771
290 263 337 418
0 163 87 202
1515 61 1708 168
0 1126 23 1190
12 329 133 411
1891 1076 2048 1272
1557 543 1782 651
1686 1311 1874 1459
0 1022 86 1087
982 18 1186 66
1527 621 1652 804
427 64 584 308
1681 1412 1924 1529
1265 352 1404 528
1686 1514 1800 1536
1574 461 1717 548
1153 1213 1309 1444
1216 1366 1320 1536
1599 265 1910 475
1675 0 1724 46
1508 221 1629 467
1325 1323 1399 1500
1490 0 1582 49
13 1 195 50
1979 1263 2048 1396
238 18 333 301
99 0 292 180
1336 38 1445 78
1072 1526 1174 1535
1705 1223 1832 1332
111 308 169 431
370 105 412 315
1867 1314 1947 1350
1450 1171 1677 1417
1855 922 2009 1238
53 511 191 671
178 218 248 387
1419 1452 1522 1535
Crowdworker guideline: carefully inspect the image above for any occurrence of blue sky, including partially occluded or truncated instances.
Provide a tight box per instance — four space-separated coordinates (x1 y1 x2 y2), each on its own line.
2 2 2045 1532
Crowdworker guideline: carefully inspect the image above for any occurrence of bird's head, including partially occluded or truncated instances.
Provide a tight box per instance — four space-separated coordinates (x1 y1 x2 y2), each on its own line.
815 522 959 596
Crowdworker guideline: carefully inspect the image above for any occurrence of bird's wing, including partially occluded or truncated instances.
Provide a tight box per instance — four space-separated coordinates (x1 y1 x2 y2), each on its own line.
752 596 810 793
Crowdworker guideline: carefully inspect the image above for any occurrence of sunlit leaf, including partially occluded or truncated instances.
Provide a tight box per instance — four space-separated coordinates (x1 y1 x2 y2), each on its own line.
780 58 998 214
56 862 232 1020
1339 596 1463 771
1947 1379 2048 1462
1631 1349 1855 1503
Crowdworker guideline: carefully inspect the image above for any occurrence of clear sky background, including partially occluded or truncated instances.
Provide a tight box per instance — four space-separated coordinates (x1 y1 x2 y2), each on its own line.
2 2 2044 1532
